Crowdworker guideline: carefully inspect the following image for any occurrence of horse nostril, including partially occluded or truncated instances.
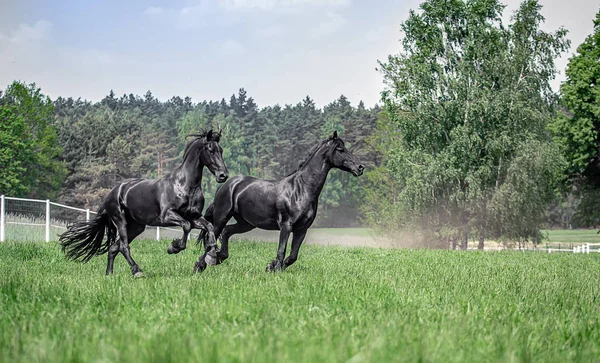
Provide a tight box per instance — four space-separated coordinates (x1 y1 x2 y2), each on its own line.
359 165 365 170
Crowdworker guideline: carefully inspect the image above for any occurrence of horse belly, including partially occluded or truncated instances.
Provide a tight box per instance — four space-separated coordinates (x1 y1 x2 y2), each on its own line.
124 182 162 225
237 199 280 230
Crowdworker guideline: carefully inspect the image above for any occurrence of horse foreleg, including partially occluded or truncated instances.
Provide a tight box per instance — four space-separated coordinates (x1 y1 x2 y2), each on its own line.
266 223 292 272
192 217 219 272
163 210 192 255
283 228 308 270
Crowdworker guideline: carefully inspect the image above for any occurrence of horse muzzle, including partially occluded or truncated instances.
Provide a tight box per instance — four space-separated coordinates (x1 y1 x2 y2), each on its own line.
216 173 229 183
351 164 365 177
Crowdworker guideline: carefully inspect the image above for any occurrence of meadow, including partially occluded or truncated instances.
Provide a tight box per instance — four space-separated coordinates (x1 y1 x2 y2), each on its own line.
1 239 599 362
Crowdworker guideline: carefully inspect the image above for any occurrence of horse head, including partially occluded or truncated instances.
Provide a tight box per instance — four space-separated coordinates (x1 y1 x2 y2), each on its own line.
199 129 229 183
325 131 364 176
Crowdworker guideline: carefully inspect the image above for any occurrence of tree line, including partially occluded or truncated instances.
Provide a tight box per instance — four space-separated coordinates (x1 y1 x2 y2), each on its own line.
1 0 599 248
1 84 379 227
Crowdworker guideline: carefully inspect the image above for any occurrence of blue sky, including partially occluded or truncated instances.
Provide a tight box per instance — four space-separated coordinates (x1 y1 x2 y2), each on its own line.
0 0 597 107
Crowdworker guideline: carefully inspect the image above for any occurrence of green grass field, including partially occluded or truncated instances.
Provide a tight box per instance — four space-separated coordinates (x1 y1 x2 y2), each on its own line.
1 240 599 362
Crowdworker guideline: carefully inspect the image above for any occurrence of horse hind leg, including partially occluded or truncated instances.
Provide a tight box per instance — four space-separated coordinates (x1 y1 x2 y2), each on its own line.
106 243 119 276
217 218 255 262
110 213 144 277
106 221 145 276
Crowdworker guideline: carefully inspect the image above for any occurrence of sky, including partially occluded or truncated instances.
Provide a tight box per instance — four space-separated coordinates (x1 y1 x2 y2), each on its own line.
0 0 598 108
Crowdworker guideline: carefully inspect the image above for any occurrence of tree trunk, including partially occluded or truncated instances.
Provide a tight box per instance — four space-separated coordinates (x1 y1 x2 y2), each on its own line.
460 233 468 250
478 234 484 250
451 236 457 250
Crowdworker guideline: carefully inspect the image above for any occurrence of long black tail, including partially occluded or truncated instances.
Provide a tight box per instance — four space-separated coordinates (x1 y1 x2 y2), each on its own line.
197 203 215 245
59 206 116 263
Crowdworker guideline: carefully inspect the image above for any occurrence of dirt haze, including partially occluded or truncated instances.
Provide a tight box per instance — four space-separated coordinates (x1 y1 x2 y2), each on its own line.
231 228 432 249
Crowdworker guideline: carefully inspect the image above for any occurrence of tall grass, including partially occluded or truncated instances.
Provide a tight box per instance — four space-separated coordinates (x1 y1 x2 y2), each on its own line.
1 240 599 362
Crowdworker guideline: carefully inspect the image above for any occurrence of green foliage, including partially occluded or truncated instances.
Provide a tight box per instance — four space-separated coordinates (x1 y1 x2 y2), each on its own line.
0 107 28 196
1 241 600 362
549 11 600 228
0 81 66 199
366 0 569 246
49 87 378 225
550 11 600 176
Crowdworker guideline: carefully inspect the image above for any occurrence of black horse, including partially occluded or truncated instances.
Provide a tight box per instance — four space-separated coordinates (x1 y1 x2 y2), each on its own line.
59 130 228 276
192 131 364 272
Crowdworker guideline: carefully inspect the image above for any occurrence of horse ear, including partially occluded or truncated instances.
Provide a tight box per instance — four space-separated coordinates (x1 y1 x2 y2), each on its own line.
332 130 338 139
206 129 214 141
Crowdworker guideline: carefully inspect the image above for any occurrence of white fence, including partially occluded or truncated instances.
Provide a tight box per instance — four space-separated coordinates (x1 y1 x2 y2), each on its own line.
572 243 600 254
466 245 600 253
0 195 197 242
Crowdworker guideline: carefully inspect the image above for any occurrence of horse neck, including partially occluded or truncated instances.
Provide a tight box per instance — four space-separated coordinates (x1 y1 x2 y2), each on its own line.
176 147 204 190
294 150 331 196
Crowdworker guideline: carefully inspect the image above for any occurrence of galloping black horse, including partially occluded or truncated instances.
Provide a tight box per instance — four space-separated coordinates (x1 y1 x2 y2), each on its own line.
59 130 228 276
192 131 364 272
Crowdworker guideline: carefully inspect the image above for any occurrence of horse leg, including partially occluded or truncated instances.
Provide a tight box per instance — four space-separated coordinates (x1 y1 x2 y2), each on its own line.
192 217 219 272
266 223 292 272
193 210 237 273
163 210 192 254
283 228 308 270
218 218 255 263
111 215 143 277
106 243 119 276
106 220 146 276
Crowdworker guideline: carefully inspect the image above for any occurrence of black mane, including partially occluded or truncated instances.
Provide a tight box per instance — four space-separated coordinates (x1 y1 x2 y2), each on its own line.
182 130 221 161
286 137 344 177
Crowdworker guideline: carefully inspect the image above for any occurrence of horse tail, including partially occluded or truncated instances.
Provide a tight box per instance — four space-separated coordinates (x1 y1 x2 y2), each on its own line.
59 205 117 263
197 203 215 245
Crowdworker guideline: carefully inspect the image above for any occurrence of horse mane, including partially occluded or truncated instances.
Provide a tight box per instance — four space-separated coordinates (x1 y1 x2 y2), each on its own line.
182 129 221 161
286 139 328 177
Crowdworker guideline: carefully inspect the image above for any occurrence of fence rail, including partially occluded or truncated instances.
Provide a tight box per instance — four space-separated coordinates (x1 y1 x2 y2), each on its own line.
0 195 598 253
0 195 198 242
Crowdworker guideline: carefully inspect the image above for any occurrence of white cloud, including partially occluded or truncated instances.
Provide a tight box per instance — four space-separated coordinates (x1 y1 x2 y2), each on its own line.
0 20 118 98
0 20 53 44
219 0 350 11
311 12 346 36
221 39 245 55
144 6 164 15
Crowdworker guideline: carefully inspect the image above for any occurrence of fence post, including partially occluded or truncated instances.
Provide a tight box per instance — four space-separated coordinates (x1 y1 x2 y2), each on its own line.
0 195 4 242
156 226 160 241
586 243 590 254
86 209 90 222
45 199 50 242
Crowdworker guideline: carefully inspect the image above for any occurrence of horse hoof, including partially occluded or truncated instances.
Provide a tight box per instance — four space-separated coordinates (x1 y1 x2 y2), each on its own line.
167 244 182 255
133 272 145 278
205 254 218 266
193 261 207 273
266 260 282 272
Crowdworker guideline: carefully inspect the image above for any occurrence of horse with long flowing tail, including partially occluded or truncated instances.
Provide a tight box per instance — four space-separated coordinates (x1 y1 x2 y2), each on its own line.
59 130 228 276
